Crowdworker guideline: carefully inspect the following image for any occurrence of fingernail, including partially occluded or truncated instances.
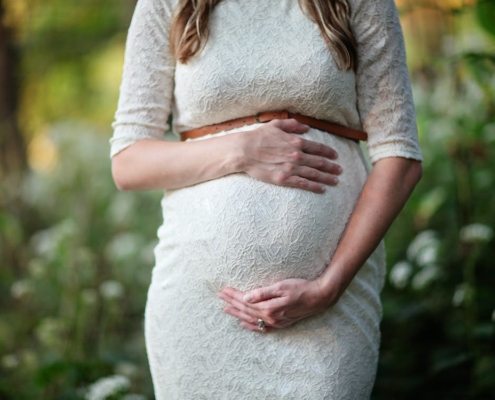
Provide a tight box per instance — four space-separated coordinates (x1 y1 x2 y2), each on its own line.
336 166 342 174
243 294 253 303
333 177 339 184
320 185 326 193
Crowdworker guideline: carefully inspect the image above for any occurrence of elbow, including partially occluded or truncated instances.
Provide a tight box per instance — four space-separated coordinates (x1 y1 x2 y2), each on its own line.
412 160 423 184
406 159 423 189
111 155 134 191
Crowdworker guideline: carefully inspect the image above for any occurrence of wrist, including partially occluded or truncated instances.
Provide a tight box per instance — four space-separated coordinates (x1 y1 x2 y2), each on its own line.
222 131 248 174
315 266 349 308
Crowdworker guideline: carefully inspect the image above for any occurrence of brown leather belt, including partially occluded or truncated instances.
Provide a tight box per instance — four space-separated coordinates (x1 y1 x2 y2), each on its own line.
180 110 368 142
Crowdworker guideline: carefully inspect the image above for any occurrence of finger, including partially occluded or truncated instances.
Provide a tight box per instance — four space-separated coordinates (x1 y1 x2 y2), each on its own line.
269 118 310 134
221 289 259 311
301 156 342 175
290 166 339 186
243 286 280 304
224 305 259 325
223 287 284 311
298 138 338 160
220 287 288 314
222 288 289 317
219 291 263 317
221 291 290 327
278 176 328 194
240 321 275 333
222 293 284 327
221 287 245 300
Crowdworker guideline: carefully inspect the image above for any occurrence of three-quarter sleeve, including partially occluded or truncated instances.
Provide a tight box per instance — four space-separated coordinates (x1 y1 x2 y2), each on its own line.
351 0 422 164
110 0 175 158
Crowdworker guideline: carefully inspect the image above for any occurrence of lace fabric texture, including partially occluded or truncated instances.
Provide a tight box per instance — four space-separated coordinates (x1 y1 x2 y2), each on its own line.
110 0 422 398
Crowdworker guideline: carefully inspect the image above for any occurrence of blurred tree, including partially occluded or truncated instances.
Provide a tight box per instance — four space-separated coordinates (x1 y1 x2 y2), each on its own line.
0 0 25 180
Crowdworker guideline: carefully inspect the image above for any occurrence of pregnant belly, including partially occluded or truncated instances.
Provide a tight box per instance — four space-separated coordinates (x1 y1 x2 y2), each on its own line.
153 130 369 291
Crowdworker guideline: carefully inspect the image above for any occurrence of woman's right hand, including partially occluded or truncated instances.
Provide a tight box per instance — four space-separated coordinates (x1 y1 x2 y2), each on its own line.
233 119 342 194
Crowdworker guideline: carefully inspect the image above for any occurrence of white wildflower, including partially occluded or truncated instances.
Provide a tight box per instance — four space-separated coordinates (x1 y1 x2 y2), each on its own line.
115 362 138 378
1 354 19 369
30 228 58 257
482 122 495 144
460 224 493 244
81 289 98 305
105 232 143 262
412 265 440 290
35 318 66 348
407 230 440 265
416 245 438 267
107 193 136 227
28 258 45 278
11 279 33 300
85 375 130 400
30 219 77 258
452 285 466 307
389 261 413 289
407 230 436 258
99 280 124 300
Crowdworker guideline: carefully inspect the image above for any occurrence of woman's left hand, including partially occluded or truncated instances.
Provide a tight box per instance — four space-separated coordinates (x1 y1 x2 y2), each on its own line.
218 278 338 332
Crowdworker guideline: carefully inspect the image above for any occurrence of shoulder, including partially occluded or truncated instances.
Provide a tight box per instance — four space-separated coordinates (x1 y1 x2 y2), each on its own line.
135 0 178 17
159 0 179 14
347 0 404 46
348 0 400 24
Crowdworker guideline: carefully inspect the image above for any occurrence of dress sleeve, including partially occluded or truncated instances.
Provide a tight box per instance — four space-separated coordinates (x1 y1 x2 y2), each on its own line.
351 0 422 164
109 0 175 158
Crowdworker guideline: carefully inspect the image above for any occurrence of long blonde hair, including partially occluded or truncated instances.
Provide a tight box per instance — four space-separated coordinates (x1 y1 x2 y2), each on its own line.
170 0 357 70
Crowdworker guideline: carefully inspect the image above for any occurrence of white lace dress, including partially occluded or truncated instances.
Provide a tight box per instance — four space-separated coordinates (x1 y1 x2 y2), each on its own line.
110 0 422 398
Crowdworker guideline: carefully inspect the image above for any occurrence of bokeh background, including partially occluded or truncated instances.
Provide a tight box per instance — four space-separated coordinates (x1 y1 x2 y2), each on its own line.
1 0 494 399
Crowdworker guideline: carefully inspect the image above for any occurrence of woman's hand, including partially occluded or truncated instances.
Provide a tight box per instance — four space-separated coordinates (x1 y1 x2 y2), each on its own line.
234 119 342 194
219 158 423 333
112 118 341 192
218 278 339 332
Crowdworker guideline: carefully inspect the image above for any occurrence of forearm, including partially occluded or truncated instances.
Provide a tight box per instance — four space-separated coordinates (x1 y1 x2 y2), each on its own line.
111 135 242 191
317 157 423 302
111 120 341 192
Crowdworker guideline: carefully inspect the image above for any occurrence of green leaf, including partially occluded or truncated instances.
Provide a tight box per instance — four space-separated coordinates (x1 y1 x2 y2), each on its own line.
416 187 448 223
431 353 472 374
476 0 495 37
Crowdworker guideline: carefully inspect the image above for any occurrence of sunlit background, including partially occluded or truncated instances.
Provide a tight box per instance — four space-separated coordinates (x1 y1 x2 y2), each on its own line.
1 0 494 399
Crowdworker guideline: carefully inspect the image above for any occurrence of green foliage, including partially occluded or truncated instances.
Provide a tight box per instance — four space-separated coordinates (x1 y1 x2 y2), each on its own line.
10 0 133 136
1 125 162 399
373 41 495 400
476 0 495 38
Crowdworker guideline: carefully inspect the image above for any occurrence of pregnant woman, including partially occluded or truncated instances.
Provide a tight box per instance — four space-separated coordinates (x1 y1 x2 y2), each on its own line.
110 0 423 398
